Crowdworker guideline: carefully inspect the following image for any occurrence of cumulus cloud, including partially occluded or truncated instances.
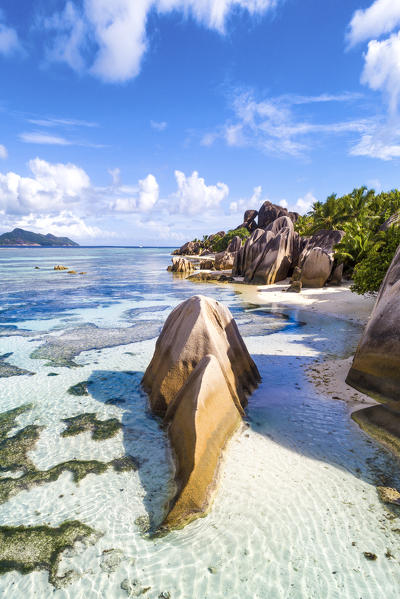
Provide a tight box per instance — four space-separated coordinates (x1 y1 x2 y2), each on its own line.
230 185 262 213
347 0 400 159
0 145 7 159
43 0 278 83
347 0 400 46
361 32 400 114
279 199 288 208
295 192 316 214
174 170 229 214
0 158 90 215
13 211 107 240
110 173 159 212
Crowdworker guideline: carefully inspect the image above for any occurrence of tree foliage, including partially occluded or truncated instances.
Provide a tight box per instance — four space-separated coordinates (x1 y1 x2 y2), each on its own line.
295 187 400 294
211 228 250 253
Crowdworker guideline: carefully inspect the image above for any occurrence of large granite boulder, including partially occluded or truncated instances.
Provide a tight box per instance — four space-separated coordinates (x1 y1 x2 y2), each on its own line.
346 244 400 403
232 228 265 276
226 235 242 253
300 247 333 288
237 209 259 232
162 354 242 528
199 258 215 270
214 251 236 270
248 226 294 285
257 201 288 229
142 295 260 529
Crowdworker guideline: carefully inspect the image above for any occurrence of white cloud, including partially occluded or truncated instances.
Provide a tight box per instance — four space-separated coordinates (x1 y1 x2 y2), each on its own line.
19 132 73 146
361 32 400 114
150 120 167 131
348 0 400 46
0 158 90 214
0 20 19 55
13 211 107 240
138 174 159 210
174 170 229 214
43 0 278 83
28 117 98 128
229 185 262 213
279 199 288 208
0 145 7 159
350 132 400 160
108 167 121 185
295 192 316 214
205 91 371 157
110 173 159 212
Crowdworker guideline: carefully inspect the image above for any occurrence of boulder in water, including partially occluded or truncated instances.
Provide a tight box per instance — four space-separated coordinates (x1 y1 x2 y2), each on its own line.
142 295 260 528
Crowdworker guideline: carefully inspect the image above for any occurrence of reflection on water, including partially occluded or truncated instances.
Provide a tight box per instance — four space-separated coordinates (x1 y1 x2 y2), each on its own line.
0 247 399 599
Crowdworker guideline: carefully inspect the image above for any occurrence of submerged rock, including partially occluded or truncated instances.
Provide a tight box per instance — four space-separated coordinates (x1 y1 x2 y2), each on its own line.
61 413 122 440
142 295 260 529
0 521 100 588
187 272 234 283
347 244 400 403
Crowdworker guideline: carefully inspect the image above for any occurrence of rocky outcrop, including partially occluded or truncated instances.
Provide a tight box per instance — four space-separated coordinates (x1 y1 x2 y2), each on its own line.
142 295 260 529
257 201 299 229
226 235 242 253
168 257 195 274
199 259 215 270
346 244 400 403
215 251 236 271
379 211 400 231
187 272 234 283
328 263 343 285
249 225 295 285
236 209 258 232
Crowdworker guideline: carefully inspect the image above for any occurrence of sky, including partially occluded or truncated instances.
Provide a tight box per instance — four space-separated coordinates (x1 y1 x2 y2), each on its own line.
0 0 400 245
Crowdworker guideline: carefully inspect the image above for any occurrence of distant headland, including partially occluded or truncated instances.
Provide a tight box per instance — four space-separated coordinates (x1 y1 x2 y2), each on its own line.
0 228 79 247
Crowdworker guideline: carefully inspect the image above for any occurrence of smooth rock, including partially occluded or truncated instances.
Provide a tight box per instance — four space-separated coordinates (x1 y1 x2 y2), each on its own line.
346 244 400 403
214 251 236 270
142 295 260 416
300 247 333 288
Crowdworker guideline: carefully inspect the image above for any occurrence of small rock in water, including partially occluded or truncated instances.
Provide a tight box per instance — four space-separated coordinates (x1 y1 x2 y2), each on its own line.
159 593 171 599
121 579 151 596
363 552 377 561
100 548 124 573
134 515 150 533
377 486 400 505
208 566 217 574
47 372 59 376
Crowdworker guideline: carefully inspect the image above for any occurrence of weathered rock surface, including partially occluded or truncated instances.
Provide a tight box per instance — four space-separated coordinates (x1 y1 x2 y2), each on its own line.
226 235 242 253
300 247 333 288
347 244 400 403
199 259 215 270
236 209 258 232
214 251 236 271
142 295 260 529
187 272 234 283
328 263 343 285
162 354 242 528
169 257 195 274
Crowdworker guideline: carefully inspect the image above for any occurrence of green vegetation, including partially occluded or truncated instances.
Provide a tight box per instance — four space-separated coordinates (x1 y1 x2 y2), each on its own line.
61 413 122 440
211 227 250 253
67 381 90 396
0 521 99 587
295 187 400 294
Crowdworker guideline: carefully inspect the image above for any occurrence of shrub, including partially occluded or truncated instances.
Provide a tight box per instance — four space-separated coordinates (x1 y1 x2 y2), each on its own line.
211 228 250 253
351 227 400 295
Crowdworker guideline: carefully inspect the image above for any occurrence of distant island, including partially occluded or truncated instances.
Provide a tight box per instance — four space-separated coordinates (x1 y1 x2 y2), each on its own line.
0 228 79 247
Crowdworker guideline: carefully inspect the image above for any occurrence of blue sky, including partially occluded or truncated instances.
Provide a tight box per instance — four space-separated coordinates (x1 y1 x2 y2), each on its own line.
0 0 400 245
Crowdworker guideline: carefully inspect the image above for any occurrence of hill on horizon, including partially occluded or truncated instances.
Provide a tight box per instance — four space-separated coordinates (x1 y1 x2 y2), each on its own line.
0 228 79 247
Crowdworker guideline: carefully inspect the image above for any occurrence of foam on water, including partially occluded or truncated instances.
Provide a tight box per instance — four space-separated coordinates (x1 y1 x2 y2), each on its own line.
0 247 399 598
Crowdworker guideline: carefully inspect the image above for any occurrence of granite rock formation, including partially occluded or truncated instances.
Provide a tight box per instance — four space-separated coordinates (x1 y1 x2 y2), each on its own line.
142 295 260 529
346 244 400 403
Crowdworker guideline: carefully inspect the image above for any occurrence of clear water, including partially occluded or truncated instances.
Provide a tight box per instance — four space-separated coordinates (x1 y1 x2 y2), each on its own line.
0 247 399 598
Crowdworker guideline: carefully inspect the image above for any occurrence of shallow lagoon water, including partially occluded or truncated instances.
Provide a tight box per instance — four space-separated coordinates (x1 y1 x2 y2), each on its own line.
1 247 400 598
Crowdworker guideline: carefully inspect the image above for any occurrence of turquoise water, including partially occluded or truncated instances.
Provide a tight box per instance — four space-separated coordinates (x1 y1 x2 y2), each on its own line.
0 247 399 598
